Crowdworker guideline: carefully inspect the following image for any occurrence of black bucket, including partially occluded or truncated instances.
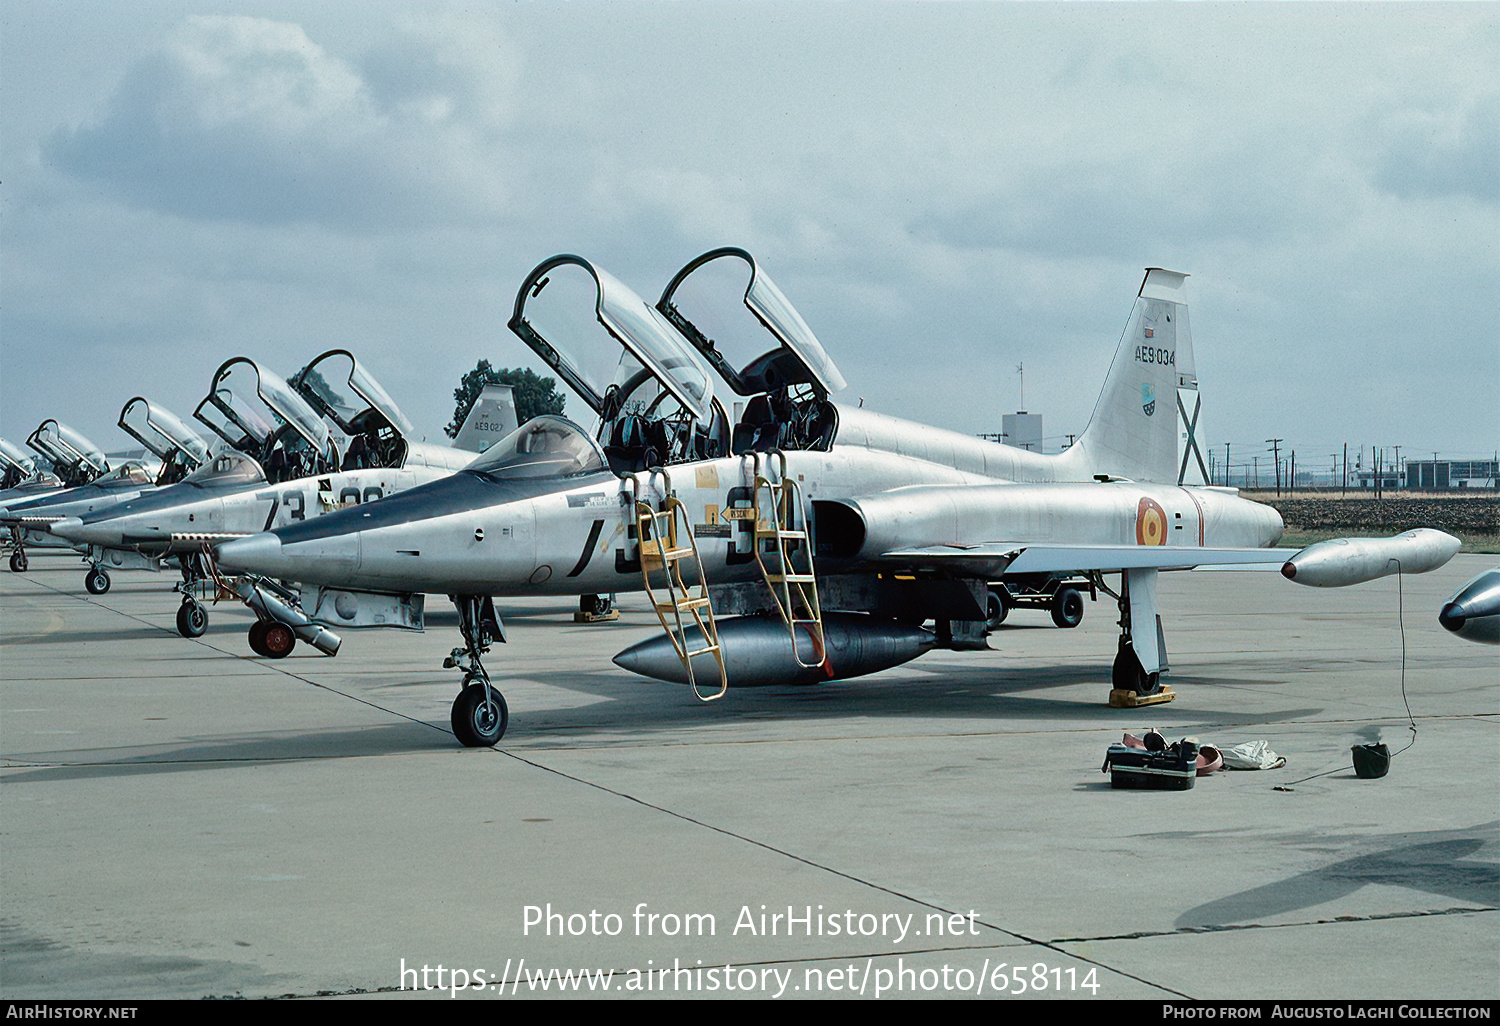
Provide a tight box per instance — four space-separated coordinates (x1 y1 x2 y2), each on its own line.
1351 743 1391 779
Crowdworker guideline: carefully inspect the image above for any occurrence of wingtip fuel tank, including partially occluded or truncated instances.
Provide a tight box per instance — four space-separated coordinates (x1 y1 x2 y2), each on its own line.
613 613 934 687
1280 529 1461 588
1438 568 1500 645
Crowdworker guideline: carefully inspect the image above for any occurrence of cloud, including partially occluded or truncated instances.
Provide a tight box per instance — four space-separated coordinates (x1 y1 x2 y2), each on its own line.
1367 93 1500 204
46 15 512 230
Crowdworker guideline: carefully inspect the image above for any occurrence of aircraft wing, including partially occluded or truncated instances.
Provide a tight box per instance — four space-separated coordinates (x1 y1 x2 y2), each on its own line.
879 543 1299 579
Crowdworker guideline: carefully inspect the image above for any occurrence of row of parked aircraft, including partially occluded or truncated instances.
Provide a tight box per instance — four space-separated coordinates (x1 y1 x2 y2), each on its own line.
3 248 1493 747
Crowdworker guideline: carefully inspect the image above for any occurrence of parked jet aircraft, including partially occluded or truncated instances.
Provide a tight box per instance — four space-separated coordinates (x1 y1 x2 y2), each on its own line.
2 420 126 573
0 439 41 492
0 438 64 505
50 352 487 644
2 401 214 583
216 252 1457 748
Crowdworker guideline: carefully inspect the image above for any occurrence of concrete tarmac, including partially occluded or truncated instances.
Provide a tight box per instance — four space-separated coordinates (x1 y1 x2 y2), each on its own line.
2 551 1496 1000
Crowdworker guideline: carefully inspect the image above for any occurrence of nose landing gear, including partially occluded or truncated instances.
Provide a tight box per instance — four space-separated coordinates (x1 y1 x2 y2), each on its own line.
444 595 508 746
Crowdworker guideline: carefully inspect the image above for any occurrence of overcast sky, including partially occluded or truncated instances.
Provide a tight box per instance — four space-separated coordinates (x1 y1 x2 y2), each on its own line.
3 2 1496 479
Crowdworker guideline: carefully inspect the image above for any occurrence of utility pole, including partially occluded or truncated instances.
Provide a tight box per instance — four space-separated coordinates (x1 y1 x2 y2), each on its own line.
1289 450 1296 493
1225 442 1231 487
1393 445 1402 491
1267 438 1283 497
1342 442 1348 496
1253 455 1260 489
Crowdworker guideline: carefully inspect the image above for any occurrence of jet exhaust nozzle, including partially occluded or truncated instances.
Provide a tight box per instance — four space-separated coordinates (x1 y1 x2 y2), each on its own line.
1281 529 1460 588
612 613 933 687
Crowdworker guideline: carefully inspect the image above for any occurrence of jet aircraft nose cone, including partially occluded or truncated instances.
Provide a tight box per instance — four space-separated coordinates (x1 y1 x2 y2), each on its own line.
1438 601 1467 634
217 533 284 574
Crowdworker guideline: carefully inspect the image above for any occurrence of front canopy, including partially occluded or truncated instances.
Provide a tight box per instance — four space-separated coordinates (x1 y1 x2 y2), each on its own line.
656 246 846 398
194 358 332 455
1 438 36 478
509 255 714 424
292 350 416 439
118 398 211 467
26 420 109 482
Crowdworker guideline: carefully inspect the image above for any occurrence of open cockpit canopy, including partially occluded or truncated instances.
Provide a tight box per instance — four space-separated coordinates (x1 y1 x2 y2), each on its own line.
656 247 843 454
194 358 337 482
465 415 606 482
292 350 416 470
118 398 211 483
657 246 845 398
26 420 109 486
1 438 36 480
508 255 727 474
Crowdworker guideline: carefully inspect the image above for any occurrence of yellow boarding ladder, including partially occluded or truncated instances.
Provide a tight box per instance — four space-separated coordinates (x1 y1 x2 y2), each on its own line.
751 452 828 673
632 468 727 701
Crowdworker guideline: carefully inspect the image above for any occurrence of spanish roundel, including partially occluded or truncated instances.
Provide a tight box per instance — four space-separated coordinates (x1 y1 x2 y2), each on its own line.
1136 497 1168 546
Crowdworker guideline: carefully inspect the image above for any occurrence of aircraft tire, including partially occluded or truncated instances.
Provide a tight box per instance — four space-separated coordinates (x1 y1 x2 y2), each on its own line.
9 550 27 573
986 588 1009 628
261 622 296 659
85 568 111 595
176 601 208 638
1050 587 1085 629
451 684 508 747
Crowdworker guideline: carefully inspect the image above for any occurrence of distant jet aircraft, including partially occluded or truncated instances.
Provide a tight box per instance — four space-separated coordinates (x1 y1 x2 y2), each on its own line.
50 352 487 643
2 400 212 584
0 437 64 504
215 251 1460 747
2 419 127 575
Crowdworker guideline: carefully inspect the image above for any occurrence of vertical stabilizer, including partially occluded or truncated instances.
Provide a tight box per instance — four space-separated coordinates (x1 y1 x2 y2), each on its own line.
452 384 519 452
1062 269 1204 484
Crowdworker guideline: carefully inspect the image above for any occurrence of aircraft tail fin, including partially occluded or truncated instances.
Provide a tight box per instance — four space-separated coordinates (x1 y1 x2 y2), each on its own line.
452 384 519 452
1060 269 1210 486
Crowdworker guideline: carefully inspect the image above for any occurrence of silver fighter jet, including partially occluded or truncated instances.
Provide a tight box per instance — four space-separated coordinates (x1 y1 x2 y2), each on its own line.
2 419 127 575
217 253 1458 747
50 353 483 644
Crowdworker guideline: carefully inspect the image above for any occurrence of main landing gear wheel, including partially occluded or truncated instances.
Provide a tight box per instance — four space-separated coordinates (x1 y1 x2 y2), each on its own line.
9 550 27 573
85 567 111 595
1113 641 1161 696
986 588 1009 628
176 600 208 638
451 682 508 747
1050 587 1085 629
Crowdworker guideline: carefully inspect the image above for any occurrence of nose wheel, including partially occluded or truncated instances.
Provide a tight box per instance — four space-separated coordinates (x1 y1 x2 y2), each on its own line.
85 566 111 594
451 678 508 747
9 549 27 573
176 599 208 638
